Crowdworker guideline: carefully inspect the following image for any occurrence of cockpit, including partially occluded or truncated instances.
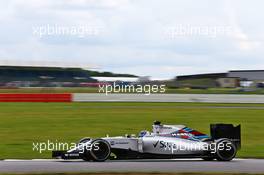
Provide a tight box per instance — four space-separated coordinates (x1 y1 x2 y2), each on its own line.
138 121 209 140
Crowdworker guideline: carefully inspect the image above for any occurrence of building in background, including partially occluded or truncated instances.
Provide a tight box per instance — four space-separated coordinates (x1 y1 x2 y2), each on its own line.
1 65 264 89
0 66 97 87
172 70 264 89
173 73 227 88
228 70 264 80
228 70 264 87
0 66 139 88
92 77 139 83
216 78 239 88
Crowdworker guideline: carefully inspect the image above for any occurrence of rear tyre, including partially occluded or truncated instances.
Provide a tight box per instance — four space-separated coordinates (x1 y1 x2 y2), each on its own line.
215 139 237 161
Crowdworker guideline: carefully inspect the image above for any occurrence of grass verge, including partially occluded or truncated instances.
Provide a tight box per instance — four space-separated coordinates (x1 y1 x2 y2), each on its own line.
0 102 263 159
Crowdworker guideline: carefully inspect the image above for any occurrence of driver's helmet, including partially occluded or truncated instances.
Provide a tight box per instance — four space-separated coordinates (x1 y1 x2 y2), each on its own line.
152 121 162 134
138 130 149 137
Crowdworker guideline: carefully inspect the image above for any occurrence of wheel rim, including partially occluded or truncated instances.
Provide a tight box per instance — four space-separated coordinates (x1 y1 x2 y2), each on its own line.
217 140 236 160
90 140 111 161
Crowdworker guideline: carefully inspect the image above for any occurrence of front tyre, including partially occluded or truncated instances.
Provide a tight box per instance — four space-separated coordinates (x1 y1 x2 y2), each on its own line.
89 139 111 162
215 139 237 161
79 138 92 161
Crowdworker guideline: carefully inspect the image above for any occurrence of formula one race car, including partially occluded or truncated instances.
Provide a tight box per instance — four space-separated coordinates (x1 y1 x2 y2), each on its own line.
52 121 241 161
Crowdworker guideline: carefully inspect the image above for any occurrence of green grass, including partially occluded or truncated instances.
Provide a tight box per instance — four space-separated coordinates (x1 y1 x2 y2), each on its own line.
0 102 263 159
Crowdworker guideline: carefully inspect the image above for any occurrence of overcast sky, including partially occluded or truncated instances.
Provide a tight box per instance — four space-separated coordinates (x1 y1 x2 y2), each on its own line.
0 0 263 79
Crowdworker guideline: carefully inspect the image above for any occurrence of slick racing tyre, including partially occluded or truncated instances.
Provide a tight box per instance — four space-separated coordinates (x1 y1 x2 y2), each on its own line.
89 139 111 162
79 138 92 161
215 139 237 161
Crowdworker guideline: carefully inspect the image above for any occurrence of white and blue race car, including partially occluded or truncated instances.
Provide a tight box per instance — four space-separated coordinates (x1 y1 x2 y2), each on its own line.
52 121 241 161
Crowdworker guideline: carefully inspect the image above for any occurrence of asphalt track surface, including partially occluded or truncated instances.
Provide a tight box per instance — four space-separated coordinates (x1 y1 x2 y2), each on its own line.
73 93 264 103
1 159 264 173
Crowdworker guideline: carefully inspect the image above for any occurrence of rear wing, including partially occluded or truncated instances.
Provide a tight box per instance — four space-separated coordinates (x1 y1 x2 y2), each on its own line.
210 124 241 149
